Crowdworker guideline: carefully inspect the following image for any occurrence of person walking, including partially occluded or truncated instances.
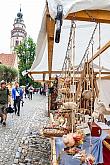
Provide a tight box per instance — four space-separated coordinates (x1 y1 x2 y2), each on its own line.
0 80 10 126
24 85 29 98
28 85 34 100
12 81 23 116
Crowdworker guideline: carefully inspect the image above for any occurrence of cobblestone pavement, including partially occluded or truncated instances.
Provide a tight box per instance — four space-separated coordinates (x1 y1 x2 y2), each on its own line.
0 94 50 165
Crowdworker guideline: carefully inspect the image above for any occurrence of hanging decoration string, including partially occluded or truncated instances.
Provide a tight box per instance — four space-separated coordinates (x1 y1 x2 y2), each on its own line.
98 23 101 100
61 22 76 72
71 21 76 133
89 39 94 154
60 20 76 133
91 39 94 117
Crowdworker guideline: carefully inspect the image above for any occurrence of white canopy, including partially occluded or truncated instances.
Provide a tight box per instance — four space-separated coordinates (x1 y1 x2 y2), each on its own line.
47 0 110 19
31 0 110 81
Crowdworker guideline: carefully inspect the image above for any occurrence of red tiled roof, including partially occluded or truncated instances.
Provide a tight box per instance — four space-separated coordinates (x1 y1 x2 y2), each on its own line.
0 53 16 67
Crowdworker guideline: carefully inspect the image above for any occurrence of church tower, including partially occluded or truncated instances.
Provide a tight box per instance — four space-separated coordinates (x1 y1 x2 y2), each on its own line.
10 7 27 53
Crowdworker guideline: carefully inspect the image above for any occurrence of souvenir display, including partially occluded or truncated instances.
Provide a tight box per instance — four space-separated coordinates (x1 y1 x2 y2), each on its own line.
62 130 84 147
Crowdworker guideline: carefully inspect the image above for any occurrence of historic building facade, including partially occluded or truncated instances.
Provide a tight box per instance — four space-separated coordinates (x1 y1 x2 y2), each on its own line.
10 7 27 53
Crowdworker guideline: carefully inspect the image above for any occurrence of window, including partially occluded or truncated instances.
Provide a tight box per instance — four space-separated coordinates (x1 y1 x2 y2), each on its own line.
15 40 19 46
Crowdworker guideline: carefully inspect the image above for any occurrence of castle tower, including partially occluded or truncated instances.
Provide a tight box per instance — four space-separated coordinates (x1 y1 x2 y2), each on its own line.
10 7 27 53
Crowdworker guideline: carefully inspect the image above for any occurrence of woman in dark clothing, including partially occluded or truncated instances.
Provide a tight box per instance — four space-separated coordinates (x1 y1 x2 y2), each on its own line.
25 85 29 98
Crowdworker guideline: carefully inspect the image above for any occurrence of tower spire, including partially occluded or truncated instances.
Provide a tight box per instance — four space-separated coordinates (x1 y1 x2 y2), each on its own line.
20 4 21 12
10 5 27 53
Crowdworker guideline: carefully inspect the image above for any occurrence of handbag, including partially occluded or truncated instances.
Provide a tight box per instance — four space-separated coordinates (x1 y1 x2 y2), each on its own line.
6 105 14 113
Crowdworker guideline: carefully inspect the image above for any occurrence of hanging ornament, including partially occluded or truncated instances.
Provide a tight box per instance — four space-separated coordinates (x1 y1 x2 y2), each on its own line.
82 89 92 100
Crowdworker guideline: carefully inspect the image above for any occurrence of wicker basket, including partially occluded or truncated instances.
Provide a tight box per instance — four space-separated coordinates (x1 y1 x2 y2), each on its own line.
50 109 72 114
43 127 68 138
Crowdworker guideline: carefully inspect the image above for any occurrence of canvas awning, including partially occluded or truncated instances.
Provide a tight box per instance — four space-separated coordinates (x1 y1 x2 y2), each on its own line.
30 0 110 82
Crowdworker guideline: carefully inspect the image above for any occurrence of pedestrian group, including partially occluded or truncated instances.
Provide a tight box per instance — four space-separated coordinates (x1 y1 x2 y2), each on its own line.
0 80 34 126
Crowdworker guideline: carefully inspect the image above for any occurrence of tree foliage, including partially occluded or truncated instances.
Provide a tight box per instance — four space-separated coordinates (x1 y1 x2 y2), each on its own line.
0 64 18 82
15 37 36 72
15 37 41 87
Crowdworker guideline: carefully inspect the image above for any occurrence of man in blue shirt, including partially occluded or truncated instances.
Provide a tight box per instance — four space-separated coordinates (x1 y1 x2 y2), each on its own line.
12 82 23 116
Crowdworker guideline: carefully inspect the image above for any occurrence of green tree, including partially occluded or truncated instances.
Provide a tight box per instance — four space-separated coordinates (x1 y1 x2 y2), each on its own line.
15 36 41 87
0 64 18 82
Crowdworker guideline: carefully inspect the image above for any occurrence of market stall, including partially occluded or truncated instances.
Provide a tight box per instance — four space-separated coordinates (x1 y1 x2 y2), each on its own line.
30 1 110 164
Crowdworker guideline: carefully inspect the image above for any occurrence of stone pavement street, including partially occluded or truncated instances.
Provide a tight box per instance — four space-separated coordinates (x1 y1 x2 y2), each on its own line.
0 94 50 165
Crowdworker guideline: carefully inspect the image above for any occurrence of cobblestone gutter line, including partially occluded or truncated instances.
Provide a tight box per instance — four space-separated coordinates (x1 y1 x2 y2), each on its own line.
0 95 51 165
12 96 51 165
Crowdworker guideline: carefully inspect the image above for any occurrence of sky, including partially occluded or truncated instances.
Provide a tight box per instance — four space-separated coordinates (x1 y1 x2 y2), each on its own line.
0 0 45 53
1 0 110 72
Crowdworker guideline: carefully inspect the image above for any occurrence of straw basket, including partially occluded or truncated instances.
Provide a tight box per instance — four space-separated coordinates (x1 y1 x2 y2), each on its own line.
43 127 69 138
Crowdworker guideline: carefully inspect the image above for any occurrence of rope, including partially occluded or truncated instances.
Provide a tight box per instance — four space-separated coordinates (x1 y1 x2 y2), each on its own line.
62 22 76 72
60 21 77 132
71 21 76 133
98 23 101 100
72 21 76 102
91 39 94 116
86 51 89 91
85 10 96 22
89 39 94 154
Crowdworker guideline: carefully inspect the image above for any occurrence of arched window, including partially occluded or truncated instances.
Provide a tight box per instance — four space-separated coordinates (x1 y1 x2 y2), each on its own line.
15 40 19 46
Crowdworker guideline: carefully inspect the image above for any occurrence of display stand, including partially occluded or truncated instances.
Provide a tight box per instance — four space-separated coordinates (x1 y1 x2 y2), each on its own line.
51 138 58 165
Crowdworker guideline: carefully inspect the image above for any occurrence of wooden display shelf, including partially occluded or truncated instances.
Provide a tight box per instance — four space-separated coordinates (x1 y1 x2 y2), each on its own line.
50 138 58 165
50 113 58 164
